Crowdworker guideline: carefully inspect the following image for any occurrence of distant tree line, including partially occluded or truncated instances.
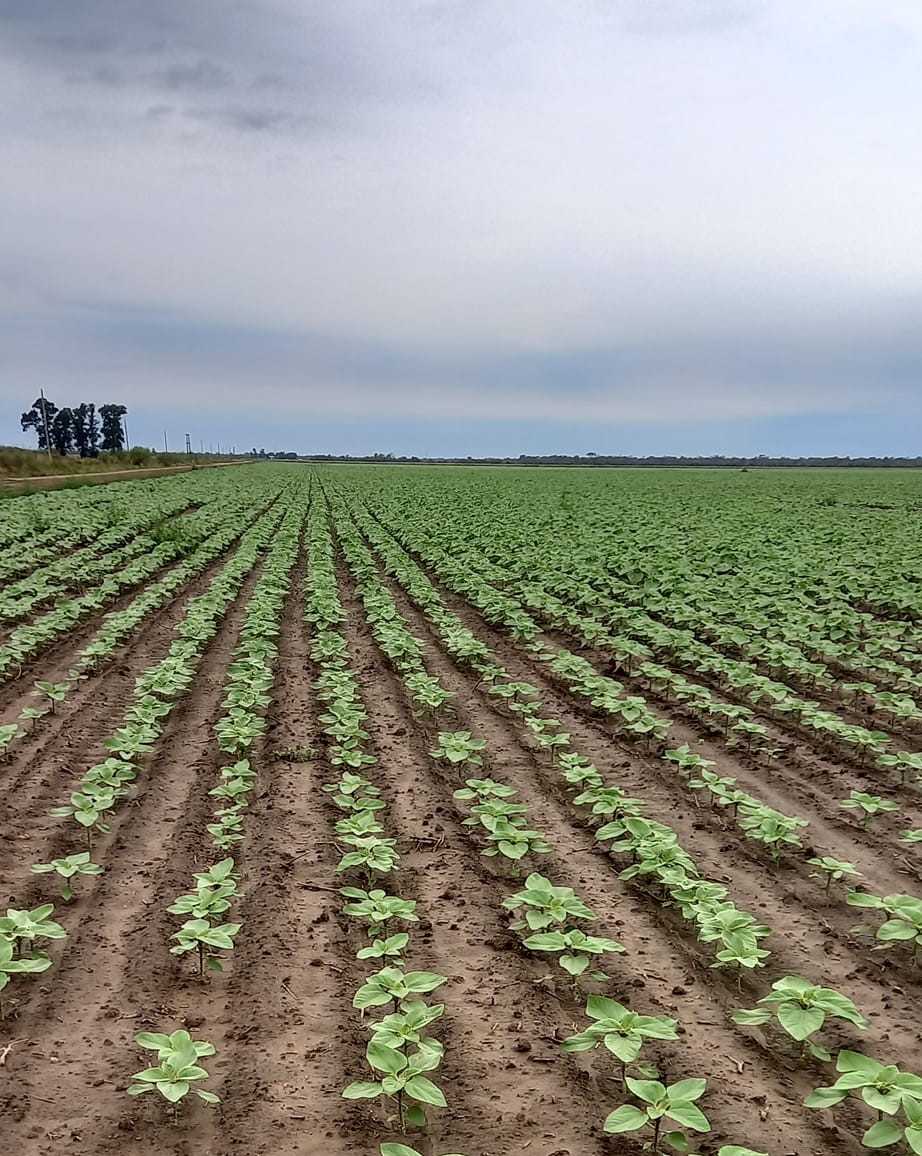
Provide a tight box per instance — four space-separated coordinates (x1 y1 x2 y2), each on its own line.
21 398 128 457
251 447 299 460
298 452 922 468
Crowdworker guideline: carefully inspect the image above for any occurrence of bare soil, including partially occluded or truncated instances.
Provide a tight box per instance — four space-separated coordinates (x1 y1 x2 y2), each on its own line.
1 524 919 1156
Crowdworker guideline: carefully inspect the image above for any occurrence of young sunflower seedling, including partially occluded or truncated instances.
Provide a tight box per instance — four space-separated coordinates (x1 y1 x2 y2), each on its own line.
128 1029 220 1108
368 1000 444 1051
839 791 900 829
805 1050 922 1127
878 751 922 785
524 927 624 976
848 891 922 961
430 731 486 775
168 880 237 919
856 1098 922 1152
336 834 400 881
103 724 156 761
32 680 69 713
0 904 67 953
563 995 678 1084
503 872 595 930
604 1076 711 1152
49 789 117 849
342 1038 447 1131
340 888 419 938
357 933 410 961
170 918 241 976
192 858 239 888
82 758 138 793
352 966 446 1012
0 934 52 1019
31 852 103 901
0 722 21 759
807 856 861 895
732 975 865 1061
481 817 552 863
18 706 48 732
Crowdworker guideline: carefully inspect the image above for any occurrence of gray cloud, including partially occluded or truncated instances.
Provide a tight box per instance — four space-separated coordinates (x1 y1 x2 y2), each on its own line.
0 2 920 451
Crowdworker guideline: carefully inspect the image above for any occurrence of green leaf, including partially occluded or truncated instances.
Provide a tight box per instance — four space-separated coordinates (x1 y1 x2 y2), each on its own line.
403 1075 447 1107
559 952 589 975
837 1051 883 1075
804 1086 848 1109
603 1034 642 1063
134 1032 172 1051
862 1119 904 1148
158 1080 189 1103
367 1041 407 1075
603 1104 648 1133
666 1103 711 1131
403 1104 427 1129
342 1081 383 1099
668 1078 707 1102
863 1088 901 1115
777 1002 825 1041
731 1008 771 1027
403 971 446 993
626 1078 666 1104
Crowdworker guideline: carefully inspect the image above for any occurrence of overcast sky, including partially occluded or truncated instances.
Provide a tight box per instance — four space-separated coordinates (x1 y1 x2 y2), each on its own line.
1 1 921 456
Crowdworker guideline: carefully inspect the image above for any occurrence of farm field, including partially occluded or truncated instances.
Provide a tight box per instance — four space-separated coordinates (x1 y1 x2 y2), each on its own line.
1 462 922 1156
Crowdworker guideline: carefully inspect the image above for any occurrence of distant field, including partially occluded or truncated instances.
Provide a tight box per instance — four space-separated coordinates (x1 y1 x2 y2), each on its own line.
2 463 921 1156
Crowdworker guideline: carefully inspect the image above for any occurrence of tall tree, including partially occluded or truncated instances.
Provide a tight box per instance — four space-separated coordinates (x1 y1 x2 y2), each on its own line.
21 396 58 450
86 403 100 457
99 404 127 452
50 407 75 455
71 403 91 458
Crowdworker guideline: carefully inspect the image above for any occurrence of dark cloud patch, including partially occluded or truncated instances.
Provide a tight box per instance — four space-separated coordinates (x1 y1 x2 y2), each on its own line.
0 1 436 137
184 104 311 134
148 59 234 93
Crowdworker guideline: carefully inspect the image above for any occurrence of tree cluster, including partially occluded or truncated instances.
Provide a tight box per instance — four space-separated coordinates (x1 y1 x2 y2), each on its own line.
21 398 128 457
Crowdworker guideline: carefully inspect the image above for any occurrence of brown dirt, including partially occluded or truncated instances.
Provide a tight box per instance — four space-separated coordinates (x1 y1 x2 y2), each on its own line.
2 511 918 1156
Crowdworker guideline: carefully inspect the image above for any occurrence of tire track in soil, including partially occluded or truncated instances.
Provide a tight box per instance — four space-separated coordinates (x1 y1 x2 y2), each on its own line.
360 534 922 1040
0 558 266 1156
336 557 610 1156
217 544 365 1156
347 542 906 1155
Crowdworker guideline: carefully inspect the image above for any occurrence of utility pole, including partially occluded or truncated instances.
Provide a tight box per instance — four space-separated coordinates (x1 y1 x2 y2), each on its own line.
200 439 204 453
123 414 131 450
185 432 192 455
163 430 169 453
38 389 52 460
